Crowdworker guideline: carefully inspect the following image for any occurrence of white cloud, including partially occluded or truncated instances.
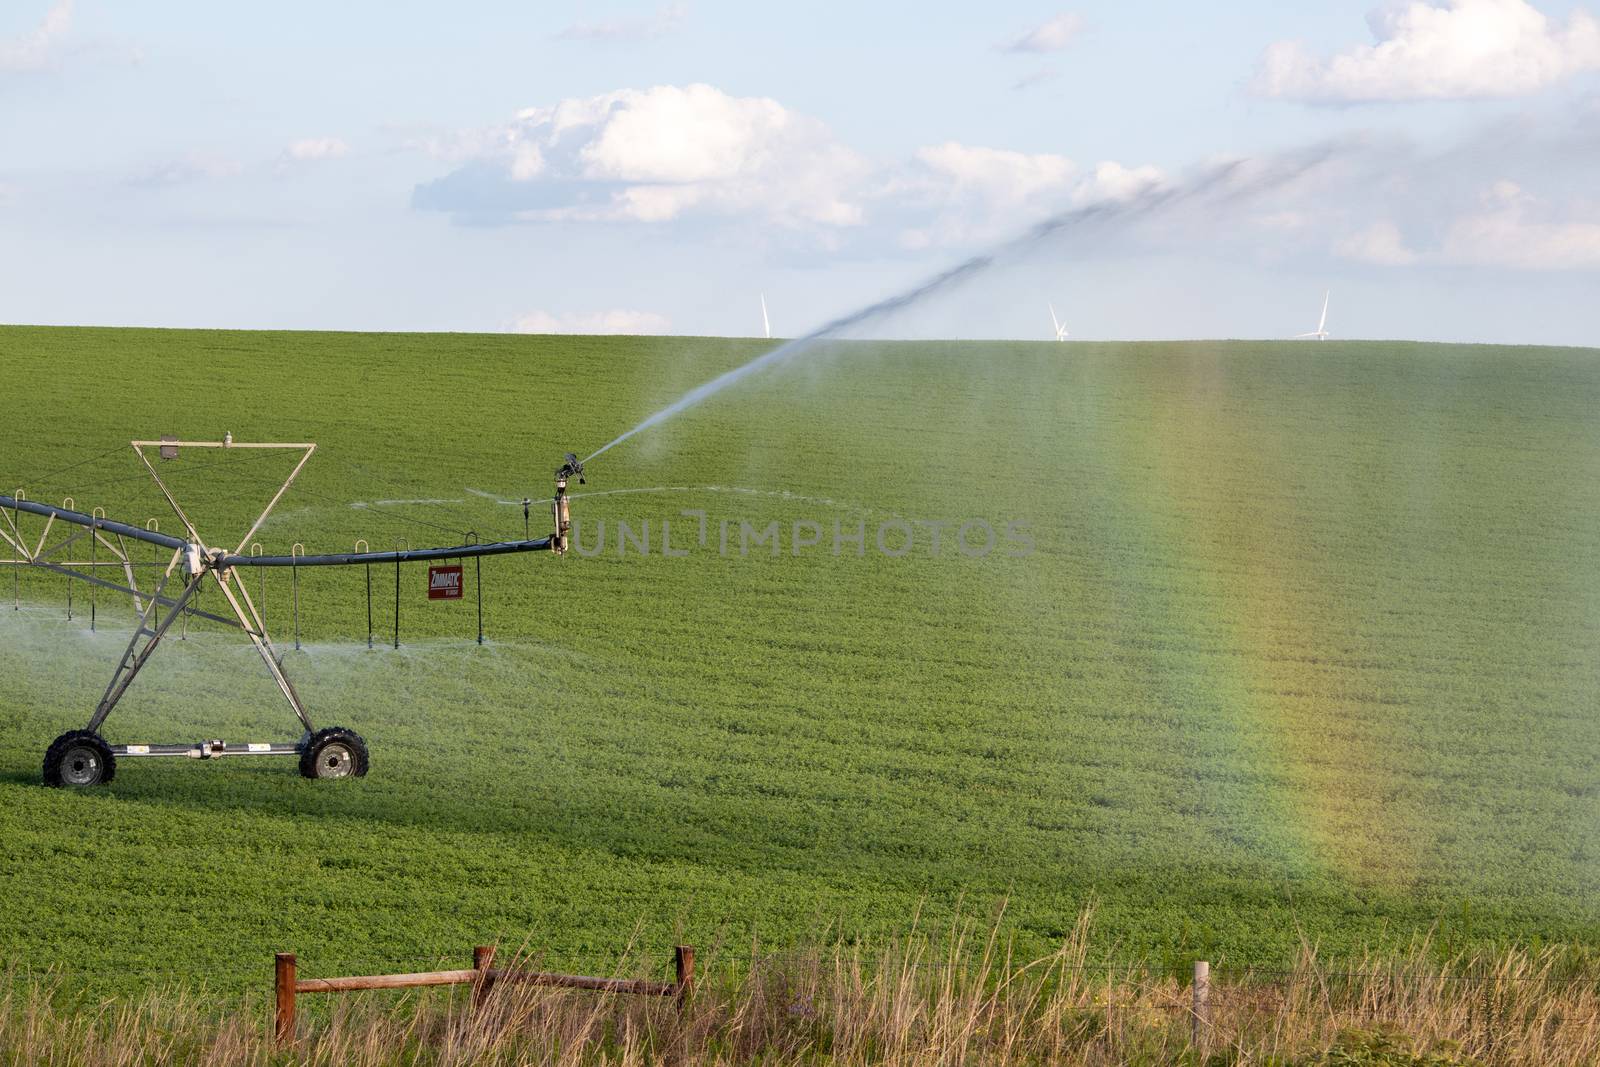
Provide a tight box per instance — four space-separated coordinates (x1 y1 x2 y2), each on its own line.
892 146 1163 247
411 84 1164 253
906 146 1163 212
284 137 349 162
414 83 867 230
1002 13 1084 53
1440 180 1600 268
1335 220 1421 264
555 4 686 42
1073 160 1165 204
914 142 1077 207
1309 181 1600 271
509 143 543 180
511 309 671 334
893 143 1075 247
1254 0 1600 102
571 88 792 183
0 0 72 72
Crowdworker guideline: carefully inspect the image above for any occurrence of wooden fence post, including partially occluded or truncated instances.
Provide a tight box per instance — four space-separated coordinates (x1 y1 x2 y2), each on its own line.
275 952 297 1046
674 945 695 1011
473 945 497 1011
1192 959 1210 1057
269 943 696 1044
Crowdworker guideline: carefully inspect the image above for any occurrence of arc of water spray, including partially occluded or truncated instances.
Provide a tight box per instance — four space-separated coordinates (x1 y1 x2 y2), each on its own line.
582 141 1344 467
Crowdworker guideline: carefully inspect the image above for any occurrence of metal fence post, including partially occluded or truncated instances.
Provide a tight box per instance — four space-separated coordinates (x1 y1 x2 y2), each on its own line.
275 952 297 1046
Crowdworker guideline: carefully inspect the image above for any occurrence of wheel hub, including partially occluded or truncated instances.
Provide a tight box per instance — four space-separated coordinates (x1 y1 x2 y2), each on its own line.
318 743 354 778
62 747 102 786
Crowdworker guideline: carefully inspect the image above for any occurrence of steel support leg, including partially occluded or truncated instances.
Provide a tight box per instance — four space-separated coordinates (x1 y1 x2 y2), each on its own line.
86 569 205 733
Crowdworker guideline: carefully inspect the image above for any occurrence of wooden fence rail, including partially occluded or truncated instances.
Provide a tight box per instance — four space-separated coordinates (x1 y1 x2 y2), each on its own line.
274 944 694 1046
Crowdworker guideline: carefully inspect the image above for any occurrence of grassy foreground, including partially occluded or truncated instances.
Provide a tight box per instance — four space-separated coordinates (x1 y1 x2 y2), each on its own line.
7 912 1600 1066
2 327 1600 993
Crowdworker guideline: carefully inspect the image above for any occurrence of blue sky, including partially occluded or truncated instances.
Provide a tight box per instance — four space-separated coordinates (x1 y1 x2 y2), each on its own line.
3 0 1599 344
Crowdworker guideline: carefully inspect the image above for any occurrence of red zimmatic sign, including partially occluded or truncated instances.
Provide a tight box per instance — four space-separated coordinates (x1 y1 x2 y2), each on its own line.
427 565 463 600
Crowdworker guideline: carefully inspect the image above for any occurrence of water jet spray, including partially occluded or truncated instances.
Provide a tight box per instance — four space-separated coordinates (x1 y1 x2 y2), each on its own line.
581 141 1345 467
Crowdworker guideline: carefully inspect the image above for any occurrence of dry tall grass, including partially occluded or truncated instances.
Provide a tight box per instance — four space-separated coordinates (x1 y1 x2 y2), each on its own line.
5 910 1599 1066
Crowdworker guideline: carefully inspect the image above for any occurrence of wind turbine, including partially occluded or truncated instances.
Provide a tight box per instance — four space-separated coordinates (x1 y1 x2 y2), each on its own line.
761 293 771 340
1048 303 1069 342
1295 291 1330 340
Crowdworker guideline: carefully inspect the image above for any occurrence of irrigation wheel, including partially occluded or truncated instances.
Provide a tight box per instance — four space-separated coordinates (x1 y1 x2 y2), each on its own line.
43 730 116 788
299 726 369 780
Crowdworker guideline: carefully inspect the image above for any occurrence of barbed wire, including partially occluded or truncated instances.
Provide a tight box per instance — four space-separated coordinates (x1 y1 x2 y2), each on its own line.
9 948 1598 990
1214 966 1600 985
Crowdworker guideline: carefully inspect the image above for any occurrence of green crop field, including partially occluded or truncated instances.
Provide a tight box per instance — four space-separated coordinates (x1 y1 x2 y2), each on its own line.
2 325 1599 996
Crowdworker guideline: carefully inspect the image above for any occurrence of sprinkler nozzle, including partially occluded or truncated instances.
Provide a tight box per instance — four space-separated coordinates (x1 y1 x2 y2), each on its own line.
556 453 585 484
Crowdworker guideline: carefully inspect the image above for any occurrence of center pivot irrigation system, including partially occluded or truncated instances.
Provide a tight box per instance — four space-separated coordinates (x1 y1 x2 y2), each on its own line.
0 437 585 788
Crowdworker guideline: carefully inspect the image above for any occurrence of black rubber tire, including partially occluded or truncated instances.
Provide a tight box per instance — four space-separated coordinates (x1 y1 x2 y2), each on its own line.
43 730 116 788
299 726 369 780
